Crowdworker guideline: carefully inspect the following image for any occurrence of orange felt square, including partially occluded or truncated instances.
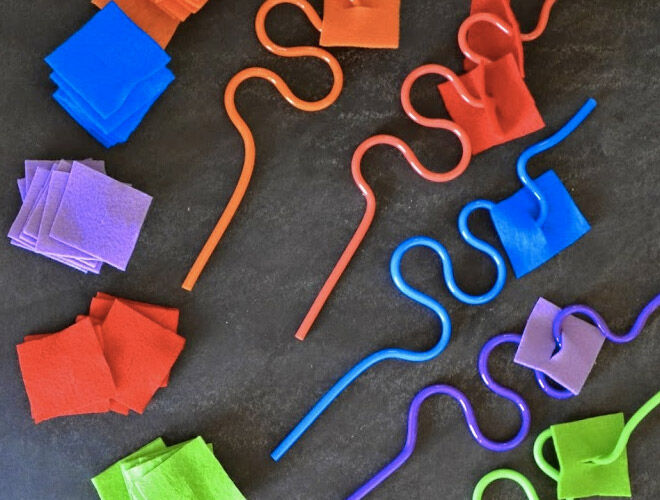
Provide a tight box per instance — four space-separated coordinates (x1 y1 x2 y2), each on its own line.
100 300 185 413
438 54 544 154
153 0 191 22
320 0 401 48
464 0 524 76
92 0 180 48
16 318 116 423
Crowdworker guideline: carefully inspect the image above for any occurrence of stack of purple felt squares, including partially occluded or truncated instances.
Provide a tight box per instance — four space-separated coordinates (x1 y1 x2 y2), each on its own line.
8 160 152 274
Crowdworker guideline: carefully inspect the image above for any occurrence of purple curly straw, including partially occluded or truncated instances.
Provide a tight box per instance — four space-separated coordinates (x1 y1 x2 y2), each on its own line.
348 334 531 499
535 293 660 399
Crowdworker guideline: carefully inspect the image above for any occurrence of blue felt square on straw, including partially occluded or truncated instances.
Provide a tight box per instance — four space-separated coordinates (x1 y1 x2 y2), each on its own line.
45 2 171 119
490 170 590 278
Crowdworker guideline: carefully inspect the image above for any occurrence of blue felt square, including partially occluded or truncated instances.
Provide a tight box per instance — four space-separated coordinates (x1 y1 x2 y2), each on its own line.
490 170 590 278
45 2 171 118
54 89 152 148
50 68 173 135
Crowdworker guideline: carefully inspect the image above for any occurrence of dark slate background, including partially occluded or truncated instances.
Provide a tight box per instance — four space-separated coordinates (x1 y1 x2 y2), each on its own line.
1 0 658 498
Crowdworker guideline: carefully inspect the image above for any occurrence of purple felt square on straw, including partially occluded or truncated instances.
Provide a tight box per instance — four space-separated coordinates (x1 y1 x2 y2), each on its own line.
49 162 152 270
514 297 606 395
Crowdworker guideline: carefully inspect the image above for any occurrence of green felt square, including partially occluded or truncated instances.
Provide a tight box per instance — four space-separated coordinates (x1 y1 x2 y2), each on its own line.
551 413 631 499
121 440 214 500
92 438 166 500
131 437 245 500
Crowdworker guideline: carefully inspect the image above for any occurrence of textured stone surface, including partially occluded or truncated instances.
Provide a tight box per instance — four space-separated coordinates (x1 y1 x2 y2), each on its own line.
0 0 658 499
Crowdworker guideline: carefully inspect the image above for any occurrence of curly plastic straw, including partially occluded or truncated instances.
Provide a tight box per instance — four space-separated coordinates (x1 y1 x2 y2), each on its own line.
293 60 484 340
536 292 660 399
271 241 457 461
586 390 660 465
182 0 344 291
520 0 558 42
472 469 540 500
348 334 531 499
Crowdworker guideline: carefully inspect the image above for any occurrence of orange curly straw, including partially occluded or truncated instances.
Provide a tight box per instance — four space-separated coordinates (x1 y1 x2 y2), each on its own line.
520 0 557 42
183 0 344 291
294 65 479 340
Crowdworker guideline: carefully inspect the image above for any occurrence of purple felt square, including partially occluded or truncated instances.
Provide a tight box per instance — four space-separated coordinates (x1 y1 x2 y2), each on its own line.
35 171 100 263
8 167 51 241
49 162 152 270
23 160 106 242
25 160 55 191
514 297 606 394
18 179 26 201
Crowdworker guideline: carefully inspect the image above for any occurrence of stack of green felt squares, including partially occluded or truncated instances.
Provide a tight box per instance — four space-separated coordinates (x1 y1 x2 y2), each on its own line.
92 436 245 500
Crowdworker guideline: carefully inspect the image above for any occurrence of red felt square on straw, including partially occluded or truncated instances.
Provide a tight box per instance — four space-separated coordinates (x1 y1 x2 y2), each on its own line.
320 0 401 48
438 53 544 154
100 300 185 413
16 318 116 423
464 0 524 76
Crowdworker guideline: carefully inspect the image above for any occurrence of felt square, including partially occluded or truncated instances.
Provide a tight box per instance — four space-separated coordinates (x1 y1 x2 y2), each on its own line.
438 54 544 154
49 162 152 270
35 171 98 261
45 2 170 118
92 0 180 48
551 413 631 499
320 0 401 48
51 66 174 135
52 88 154 148
490 170 591 278
514 297 605 394
100 300 184 413
16 318 116 423
17 178 26 201
131 437 245 500
155 0 192 21
464 0 524 76
91 295 179 331
9 167 51 242
25 160 55 190
92 438 167 500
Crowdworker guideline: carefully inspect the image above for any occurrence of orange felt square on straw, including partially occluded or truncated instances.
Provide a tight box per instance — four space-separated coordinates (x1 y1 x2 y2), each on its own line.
320 0 401 48
438 53 544 154
16 318 116 423
92 0 180 48
153 0 191 22
100 300 185 413
464 0 524 76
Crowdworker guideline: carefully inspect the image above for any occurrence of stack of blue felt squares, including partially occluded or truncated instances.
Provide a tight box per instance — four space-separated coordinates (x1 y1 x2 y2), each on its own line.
45 2 174 148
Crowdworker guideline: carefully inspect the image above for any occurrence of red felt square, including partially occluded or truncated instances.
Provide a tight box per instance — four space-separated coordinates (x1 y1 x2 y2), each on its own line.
464 0 524 76
100 300 185 413
92 293 180 331
438 53 544 154
320 0 401 48
16 318 116 423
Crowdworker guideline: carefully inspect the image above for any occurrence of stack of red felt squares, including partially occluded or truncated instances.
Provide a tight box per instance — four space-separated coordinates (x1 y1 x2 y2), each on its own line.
16 293 185 423
437 0 547 154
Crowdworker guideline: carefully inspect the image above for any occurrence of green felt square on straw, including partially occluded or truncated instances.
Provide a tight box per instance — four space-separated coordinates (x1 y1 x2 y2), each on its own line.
551 413 631 499
92 438 167 500
131 437 245 500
